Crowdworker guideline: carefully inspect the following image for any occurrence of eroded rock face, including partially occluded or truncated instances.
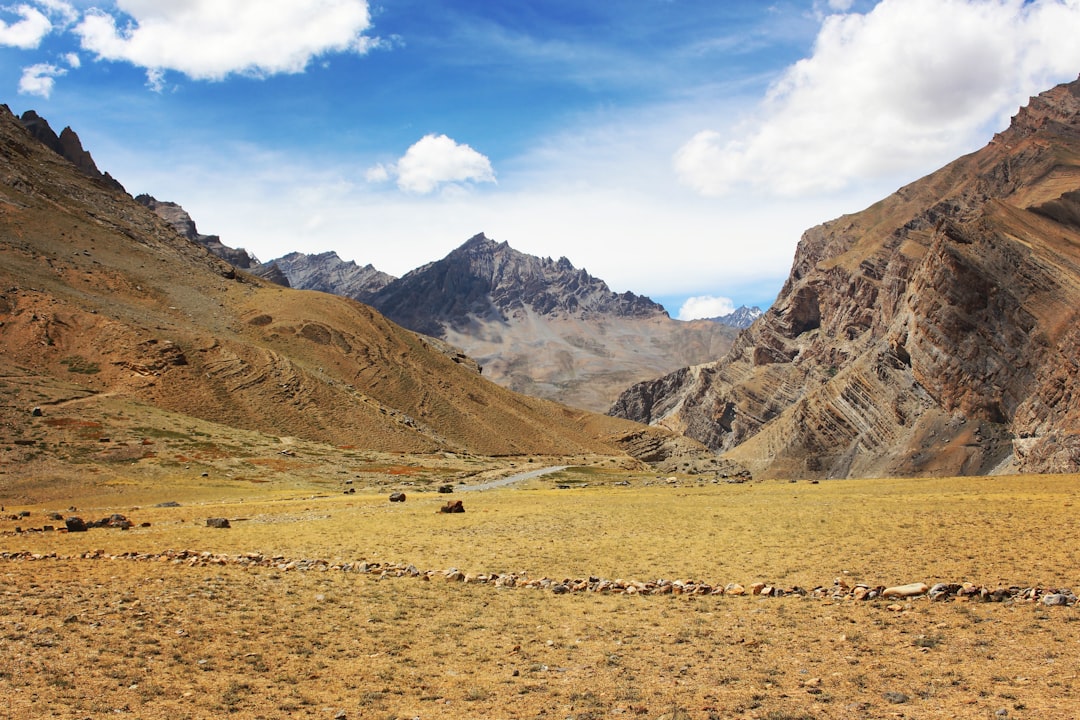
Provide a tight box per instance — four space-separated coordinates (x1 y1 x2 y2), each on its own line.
611 76 1080 478
134 195 261 270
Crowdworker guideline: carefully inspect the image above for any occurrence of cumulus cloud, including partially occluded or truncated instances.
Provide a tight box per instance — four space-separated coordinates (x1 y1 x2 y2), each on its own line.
0 4 52 48
63 51 79 67
368 134 496 195
74 0 378 82
676 0 1080 197
677 295 736 321
19 62 65 97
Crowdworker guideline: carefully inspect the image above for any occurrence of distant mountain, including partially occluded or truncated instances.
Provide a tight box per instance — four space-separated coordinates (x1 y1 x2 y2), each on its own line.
369 233 665 334
267 251 394 299
611 76 1080 479
709 306 763 329
359 233 738 411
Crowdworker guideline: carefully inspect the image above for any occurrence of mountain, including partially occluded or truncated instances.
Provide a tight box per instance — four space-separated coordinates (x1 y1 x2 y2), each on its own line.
611 76 1080 479
268 250 394 298
358 233 738 412
0 104 728 480
710 305 763 329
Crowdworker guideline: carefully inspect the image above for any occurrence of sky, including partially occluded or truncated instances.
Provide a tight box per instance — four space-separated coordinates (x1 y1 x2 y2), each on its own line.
3 1 1080 319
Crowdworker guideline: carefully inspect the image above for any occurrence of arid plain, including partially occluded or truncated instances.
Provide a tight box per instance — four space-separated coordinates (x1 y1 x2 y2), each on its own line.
3 466 1078 719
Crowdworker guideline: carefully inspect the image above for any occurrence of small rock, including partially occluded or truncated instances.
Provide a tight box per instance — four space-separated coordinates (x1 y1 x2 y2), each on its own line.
883 692 910 704
1042 593 1070 606
206 517 231 529
31 407 42 417
882 582 929 598
64 517 88 532
389 492 406 503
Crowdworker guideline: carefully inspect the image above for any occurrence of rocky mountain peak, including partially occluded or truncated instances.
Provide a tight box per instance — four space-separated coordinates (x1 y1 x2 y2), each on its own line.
370 233 667 337
19 110 125 193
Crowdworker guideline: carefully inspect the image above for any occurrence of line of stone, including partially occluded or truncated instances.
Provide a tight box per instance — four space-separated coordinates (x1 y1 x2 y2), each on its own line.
1 550 1075 607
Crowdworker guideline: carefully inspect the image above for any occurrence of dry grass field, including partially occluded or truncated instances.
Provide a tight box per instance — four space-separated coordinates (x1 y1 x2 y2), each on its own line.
2 469 1079 719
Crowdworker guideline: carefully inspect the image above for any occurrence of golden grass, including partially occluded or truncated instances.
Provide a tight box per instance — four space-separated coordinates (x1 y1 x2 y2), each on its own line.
2 471 1079 719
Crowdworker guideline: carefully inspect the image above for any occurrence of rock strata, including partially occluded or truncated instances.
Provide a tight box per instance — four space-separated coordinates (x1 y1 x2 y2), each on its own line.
612 78 1080 478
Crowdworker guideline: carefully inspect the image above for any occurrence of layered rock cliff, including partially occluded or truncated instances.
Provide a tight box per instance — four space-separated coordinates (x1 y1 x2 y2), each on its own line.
611 76 1080 478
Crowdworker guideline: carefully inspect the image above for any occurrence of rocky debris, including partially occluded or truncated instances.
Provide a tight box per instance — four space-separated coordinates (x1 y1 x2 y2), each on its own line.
1 550 1074 609
438 484 454 494
439 500 465 514
205 517 231 529
388 492 406 502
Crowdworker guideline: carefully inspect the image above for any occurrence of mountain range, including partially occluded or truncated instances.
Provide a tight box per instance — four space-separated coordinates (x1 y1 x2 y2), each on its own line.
0 103 731 489
132 199 746 412
611 76 1080 479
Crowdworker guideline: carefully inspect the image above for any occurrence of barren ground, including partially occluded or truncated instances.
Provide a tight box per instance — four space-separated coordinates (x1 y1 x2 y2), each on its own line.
2 469 1078 719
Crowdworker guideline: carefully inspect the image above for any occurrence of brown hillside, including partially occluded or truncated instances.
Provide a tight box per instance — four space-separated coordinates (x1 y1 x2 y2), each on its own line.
0 104 709 476
612 77 1080 478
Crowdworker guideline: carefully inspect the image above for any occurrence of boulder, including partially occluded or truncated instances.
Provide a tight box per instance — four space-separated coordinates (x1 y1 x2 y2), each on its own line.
439 500 464 513
206 517 231 528
64 517 87 532
389 492 406 503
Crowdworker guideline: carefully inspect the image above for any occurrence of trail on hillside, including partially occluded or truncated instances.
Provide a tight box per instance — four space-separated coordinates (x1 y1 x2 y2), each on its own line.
458 465 568 492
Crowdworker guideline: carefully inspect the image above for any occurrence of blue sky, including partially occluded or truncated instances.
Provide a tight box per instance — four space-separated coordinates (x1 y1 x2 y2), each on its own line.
3 1 1080 318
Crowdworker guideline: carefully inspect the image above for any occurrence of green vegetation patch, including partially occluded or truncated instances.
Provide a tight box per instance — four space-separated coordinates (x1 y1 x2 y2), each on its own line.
59 355 100 374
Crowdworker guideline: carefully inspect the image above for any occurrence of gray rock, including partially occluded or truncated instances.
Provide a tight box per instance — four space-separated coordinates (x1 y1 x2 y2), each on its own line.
883 692 910 704
206 517 231 529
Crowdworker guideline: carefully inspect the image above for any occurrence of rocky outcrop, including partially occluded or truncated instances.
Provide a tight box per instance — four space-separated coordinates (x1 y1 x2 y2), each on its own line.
19 110 125 193
611 76 1080 478
134 194 262 270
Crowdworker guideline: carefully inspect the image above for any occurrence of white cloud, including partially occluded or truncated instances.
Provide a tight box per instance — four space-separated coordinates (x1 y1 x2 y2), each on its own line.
0 4 51 48
677 295 736 321
74 0 378 82
369 134 497 195
676 0 1080 197
18 62 65 97
63 51 79 67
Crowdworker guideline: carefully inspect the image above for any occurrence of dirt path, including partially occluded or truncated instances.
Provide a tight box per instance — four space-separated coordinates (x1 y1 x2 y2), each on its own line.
458 465 568 492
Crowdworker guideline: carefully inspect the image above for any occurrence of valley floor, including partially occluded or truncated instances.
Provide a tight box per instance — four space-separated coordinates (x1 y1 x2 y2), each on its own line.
1 471 1078 719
